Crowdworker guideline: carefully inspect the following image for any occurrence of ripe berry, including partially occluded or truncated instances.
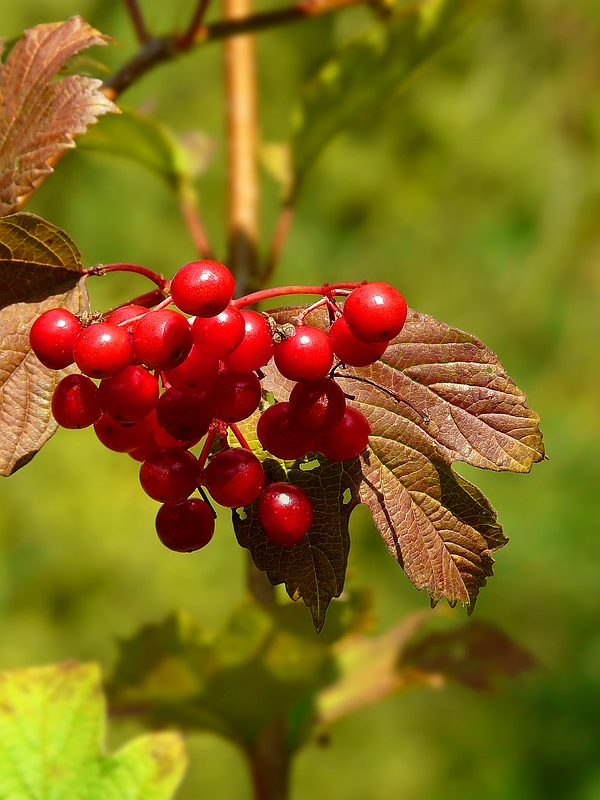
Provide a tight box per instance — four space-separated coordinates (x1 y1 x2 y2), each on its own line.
52 374 102 429
170 260 235 317
162 345 219 395
258 482 314 546
316 406 371 461
256 402 316 460
73 322 133 379
204 369 262 423
192 304 245 358
155 499 215 552
155 388 213 441
94 414 153 453
274 326 333 382
329 316 387 367
133 309 193 370
30 308 82 370
105 304 148 336
202 448 265 508
343 282 407 343
288 377 346 434
139 447 199 503
97 365 159 423
222 310 275 372
128 411 198 462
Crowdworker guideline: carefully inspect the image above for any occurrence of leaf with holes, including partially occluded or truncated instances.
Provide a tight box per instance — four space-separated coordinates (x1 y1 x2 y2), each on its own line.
0 16 118 216
0 661 186 800
0 212 88 475
233 412 362 632
253 304 544 621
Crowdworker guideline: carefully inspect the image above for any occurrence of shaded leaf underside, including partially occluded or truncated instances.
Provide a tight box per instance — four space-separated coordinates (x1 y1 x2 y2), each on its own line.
0 16 118 216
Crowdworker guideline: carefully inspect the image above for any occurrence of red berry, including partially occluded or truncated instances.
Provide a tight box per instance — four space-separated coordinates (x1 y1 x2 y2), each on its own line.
52 374 102 429
30 308 82 370
274 325 333 382
162 345 219 395
256 402 316 460
221 310 275 372
139 447 199 503
94 414 153 453
329 316 387 367
155 388 213 441
128 411 198 462
204 369 262 423
288 377 346 434
343 282 407 343
192 304 245 358
202 448 265 508
73 323 133 379
105 304 148 336
171 260 235 317
133 309 193 370
97 365 159 423
258 482 314 546
155 499 215 552
316 406 370 461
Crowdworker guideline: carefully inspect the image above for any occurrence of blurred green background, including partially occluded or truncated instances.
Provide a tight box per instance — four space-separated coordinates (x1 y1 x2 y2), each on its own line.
2 0 600 797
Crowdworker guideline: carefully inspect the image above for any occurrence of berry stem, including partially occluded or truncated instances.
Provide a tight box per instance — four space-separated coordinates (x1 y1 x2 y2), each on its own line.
229 422 252 450
197 426 218 472
86 263 171 293
234 282 359 309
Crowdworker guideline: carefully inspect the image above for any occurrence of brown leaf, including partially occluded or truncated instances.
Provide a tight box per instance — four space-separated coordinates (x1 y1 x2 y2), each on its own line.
0 212 88 475
400 619 537 690
260 305 543 611
232 413 361 632
0 16 118 215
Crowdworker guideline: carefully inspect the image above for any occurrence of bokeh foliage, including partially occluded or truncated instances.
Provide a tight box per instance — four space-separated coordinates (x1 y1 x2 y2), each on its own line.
1 0 599 798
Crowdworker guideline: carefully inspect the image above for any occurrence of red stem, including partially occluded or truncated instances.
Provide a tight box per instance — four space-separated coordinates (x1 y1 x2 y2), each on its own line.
233 283 358 309
198 427 218 472
86 263 170 293
229 422 252 450
124 0 150 43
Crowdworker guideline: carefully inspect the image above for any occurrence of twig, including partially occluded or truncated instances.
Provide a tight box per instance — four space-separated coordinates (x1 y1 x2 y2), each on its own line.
177 186 214 259
124 0 150 43
259 203 294 288
178 0 213 50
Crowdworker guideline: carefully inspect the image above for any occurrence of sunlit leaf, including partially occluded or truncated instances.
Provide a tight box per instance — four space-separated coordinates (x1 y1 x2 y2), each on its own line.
290 0 484 192
0 661 186 800
0 212 88 475
0 16 118 215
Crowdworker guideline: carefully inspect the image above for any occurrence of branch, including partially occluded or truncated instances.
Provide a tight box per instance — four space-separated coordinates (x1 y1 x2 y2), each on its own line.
177 185 215 259
103 0 370 99
259 203 294 288
124 0 150 43
178 0 213 50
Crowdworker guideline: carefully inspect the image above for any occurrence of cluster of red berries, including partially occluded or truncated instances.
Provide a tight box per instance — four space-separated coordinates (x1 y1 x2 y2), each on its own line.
30 260 407 553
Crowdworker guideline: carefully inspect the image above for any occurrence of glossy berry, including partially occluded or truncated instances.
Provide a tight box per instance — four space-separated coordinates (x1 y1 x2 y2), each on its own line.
73 322 133 379
316 406 371 461
139 447 199 503
94 414 153 453
105 304 148 336
170 260 235 317
30 308 82 370
192 304 245 358
202 448 265 508
343 282 407 343
162 345 219 395
329 316 387 367
155 388 213 441
204 369 262 423
52 374 102 429
155 499 215 552
274 326 334 382
222 310 275 372
128 411 199 462
133 309 192 370
97 365 159 423
288 377 346 434
257 402 316 460
258 482 314 546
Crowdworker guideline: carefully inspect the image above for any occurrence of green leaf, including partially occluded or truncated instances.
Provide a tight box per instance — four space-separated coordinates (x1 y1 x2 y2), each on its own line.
254 304 543 615
0 212 89 475
0 661 186 799
0 16 119 216
290 0 484 191
232 406 362 632
108 595 369 750
79 110 197 190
